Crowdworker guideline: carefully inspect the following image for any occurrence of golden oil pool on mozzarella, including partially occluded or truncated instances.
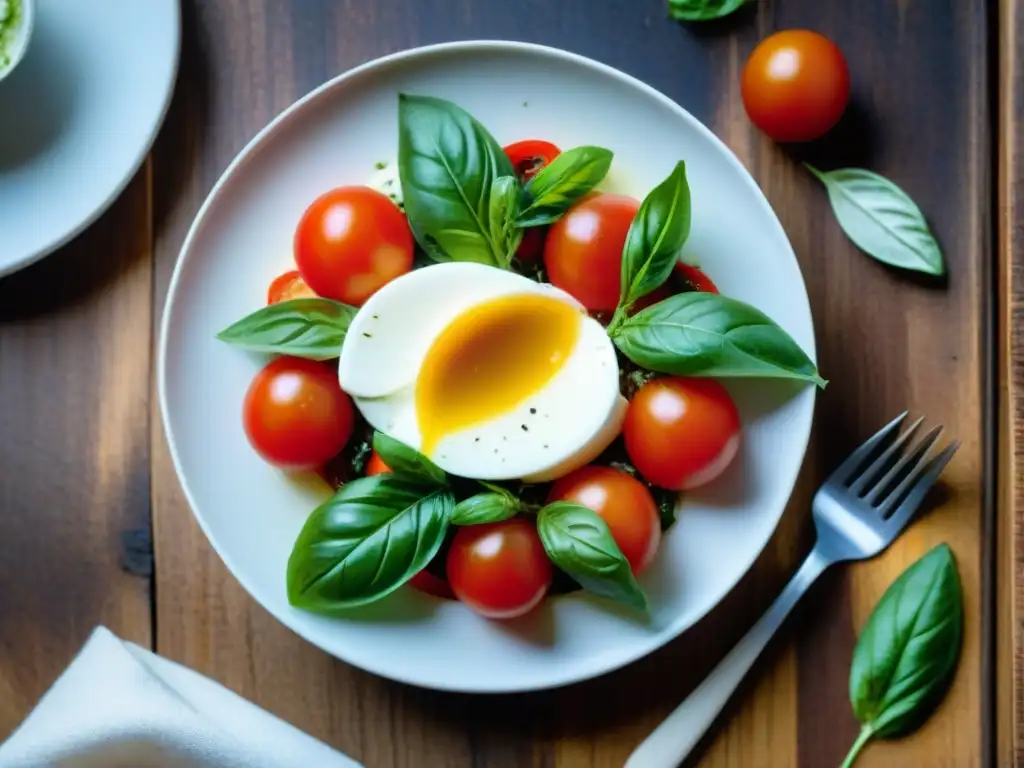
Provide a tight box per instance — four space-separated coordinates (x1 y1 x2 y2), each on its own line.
337 262 626 482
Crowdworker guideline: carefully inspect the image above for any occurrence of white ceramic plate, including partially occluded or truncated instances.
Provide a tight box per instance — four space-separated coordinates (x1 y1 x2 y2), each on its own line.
0 0 179 277
159 41 817 693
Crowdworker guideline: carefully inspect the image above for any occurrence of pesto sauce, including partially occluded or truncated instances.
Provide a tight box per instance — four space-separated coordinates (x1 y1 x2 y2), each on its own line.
0 0 23 71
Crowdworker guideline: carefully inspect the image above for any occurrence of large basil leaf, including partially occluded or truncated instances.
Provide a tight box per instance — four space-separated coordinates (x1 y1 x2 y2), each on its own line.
537 502 647 611
487 175 525 268
668 0 749 21
451 491 520 526
612 292 825 387
518 146 614 227
806 165 946 276
619 161 691 309
286 475 454 611
398 94 516 266
371 431 446 486
215 298 356 360
841 544 963 767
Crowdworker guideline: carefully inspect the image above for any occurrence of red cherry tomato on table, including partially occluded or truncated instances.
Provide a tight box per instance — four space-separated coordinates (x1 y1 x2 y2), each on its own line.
267 270 317 304
447 518 553 619
548 466 661 574
624 377 741 491
243 357 354 471
293 186 414 306
544 193 640 311
503 139 561 183
741 30 850 143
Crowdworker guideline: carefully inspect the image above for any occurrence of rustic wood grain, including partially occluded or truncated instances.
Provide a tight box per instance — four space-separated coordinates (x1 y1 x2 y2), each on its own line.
745 3 992 767
0 171 154 734
999 0 1024 765
142 2 992 768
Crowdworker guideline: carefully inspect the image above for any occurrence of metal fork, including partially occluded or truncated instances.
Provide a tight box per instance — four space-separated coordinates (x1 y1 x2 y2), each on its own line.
624 412 959 768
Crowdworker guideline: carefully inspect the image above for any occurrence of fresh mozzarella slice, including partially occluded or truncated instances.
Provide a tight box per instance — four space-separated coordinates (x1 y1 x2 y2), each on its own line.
337 262 625 481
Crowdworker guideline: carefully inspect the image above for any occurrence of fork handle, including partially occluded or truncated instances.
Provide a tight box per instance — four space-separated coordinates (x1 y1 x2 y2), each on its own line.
624 547 832 768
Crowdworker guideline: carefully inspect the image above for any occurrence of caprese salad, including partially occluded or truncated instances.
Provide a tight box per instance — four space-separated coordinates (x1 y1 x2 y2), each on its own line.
216 94 825 620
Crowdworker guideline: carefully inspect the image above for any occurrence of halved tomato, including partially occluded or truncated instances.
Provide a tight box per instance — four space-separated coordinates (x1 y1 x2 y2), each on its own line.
503 139 561 183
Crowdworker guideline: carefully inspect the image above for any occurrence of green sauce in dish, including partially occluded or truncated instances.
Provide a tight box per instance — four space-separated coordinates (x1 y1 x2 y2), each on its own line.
0 0 23 71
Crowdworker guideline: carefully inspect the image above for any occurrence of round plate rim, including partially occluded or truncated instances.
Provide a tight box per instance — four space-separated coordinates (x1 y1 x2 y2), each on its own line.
157 38 817 693
0 0 182 278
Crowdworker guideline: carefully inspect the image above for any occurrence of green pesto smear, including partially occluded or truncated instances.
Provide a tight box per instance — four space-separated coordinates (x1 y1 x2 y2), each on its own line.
0 0 23 71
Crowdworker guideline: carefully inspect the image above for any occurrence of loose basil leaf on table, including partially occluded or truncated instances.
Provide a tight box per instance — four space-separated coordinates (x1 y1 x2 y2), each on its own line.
618 160 692 311
667 0 749 21
611 291 826 387
840 543 964 768
451 491 520 526
371 431 447 486
487 175 525 268
215 298 356 360
517 146 614 227
805 165 946 276
286 475 454 611
537 501 648 611
398 93 517 267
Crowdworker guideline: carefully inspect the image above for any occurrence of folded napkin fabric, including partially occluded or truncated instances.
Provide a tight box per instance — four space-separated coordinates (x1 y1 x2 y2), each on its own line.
0 626 362 768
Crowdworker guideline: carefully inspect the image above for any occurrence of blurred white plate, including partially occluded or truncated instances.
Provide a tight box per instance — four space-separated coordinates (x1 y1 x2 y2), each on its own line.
0 0 179 277
158 41 818 693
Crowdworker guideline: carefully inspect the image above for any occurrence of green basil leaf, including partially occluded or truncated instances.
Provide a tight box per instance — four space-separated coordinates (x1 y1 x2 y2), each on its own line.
518 146 614 227
619 161 692 308
612 292 826 387
398 93 516 267
806 165 946 276
668 0 749 21
537 501 648 611
848 544 963 740
286 475 454 611
451 492 520 525
488 175 525 268
371 431 447 486
215 298 356 360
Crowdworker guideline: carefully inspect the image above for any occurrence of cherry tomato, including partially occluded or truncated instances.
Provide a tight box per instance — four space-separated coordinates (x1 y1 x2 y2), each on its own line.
630 263 719 313
624 377 741 491
362 452 453 598
741 30 850 143
447 518 553 619
503 139 561 183
293 186 414 306
544 193 640 311
365 451 391 476
515 225 547 263
409 569 455 600
548 466 661 574
242 357 354 471
267 270 317 304
674 263 718 294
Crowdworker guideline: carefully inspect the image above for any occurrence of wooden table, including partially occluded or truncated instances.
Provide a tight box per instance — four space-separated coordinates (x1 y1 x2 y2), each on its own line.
0 2 1000 766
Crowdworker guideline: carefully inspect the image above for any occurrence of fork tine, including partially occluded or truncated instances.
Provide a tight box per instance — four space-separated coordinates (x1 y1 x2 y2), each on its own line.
826 411 908 486
848 415 925 496
867 424 944 507
881 441 960 532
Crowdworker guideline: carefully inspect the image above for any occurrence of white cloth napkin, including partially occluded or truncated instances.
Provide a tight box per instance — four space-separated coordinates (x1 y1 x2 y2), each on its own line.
0 626 363 768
